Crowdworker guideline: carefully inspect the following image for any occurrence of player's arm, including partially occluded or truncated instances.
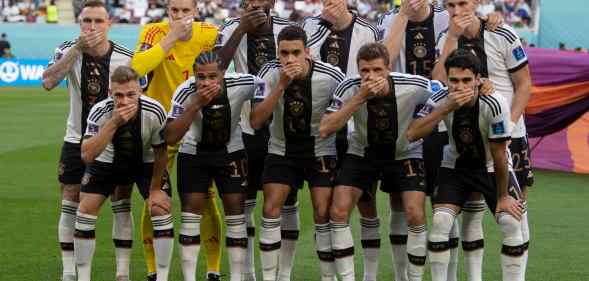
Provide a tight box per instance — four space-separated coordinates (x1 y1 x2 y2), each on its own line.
381 4 410 70
42 44 82 90
250 65 297 129
432 14 472 81
509 66 531 125
164 84 220 144
148 144 171 213
131 18 190 76
320 81 368 138
81 103 138 164
407 88 469 141
217 11 267 70
488 97 523 220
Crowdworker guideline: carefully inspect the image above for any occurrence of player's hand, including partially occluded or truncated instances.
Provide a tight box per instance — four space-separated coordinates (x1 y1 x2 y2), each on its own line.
359 76 387 100
496 196 524 221
321 0 340 25
169 15 193 41
194 83 221 106
148 189 171 214
111 103 138 126
446 88 473 110
77 31 104 52
479 78 495 96
279 63 303 87
239 6 268 33
448 13 474 39
400 0 427 17
482 12 504 31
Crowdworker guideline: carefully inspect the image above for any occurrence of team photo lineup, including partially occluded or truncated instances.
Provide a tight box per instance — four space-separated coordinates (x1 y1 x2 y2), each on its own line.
42 0 535 280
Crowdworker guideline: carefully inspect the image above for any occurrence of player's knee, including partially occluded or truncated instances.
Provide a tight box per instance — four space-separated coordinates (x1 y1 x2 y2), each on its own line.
313 204 330 223
405 205 425 226
150 205 170 217
263 201 281 219
62 184 80 202
498 214 523 242
112 185 133 201
430 208 456 238
77 201 98 216
329 203 350 223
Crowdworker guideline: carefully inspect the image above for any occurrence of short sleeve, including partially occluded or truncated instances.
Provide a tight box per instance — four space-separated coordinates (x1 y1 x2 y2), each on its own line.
254 62 278 102
252 76 266 100
151 114 166 147
167 82 192 120
326 79 358 112
215 19 238 49
416 87 447 118
84 104 107 137
503 29 528 73
487 96 511 142
434 30 448 64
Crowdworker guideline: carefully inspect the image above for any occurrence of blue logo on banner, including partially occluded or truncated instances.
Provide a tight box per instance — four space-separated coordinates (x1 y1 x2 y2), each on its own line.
0 59 65 87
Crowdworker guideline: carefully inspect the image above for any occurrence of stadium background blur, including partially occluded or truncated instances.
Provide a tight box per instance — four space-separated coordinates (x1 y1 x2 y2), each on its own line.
0 0 588 280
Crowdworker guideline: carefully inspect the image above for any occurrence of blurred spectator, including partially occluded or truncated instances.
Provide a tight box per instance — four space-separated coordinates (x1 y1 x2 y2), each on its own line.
476 0 496 16
142 0 165 24
0 33 10 57
73 0 83 21
46 0 58 23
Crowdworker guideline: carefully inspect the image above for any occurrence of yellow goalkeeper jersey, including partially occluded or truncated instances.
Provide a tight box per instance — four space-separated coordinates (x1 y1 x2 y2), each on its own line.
132 21 218 111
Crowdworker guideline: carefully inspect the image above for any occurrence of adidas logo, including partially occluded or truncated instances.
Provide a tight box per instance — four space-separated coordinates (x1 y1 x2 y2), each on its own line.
414 32 425 40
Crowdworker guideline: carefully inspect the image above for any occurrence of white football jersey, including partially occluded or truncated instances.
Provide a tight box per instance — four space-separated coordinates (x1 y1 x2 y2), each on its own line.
436 23 529 137
168 73 264 155
84 95 166 164
49 40 133 144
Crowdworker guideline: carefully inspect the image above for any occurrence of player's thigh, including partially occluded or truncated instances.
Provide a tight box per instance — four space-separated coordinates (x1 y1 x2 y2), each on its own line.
431 168 471 208
402 191 426 225
180 192 208 214
78 191 108 215
261 154 299 217
177 153 212 200
335 154 378 216
112 184 133 201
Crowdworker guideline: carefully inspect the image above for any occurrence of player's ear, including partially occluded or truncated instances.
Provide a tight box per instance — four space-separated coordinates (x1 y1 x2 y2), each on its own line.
475 74 481 87
304 47 310 58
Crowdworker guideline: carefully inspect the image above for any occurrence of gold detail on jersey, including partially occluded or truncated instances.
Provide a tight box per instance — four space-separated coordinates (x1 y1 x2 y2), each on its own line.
414 32 425 40
86 62 102 106
326 34 342 66
255 37 270 67
412 43 428 59
458 126 474 144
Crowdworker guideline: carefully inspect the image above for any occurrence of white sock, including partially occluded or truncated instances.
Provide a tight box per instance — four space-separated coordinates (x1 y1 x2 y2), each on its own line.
407 225 427 281
59 200 78 277
179 212 201 281
279 203 300 281
428 208 456 281
226 215 248 281
390 211 408 281
315 223 336 281
151 214 174 281
521 203 529 281
498 213 524 281
331 221 355 281
260 216 281 281
74 211 97 281
462 200 486 281
447 218 460 281
360 216 380 281
244 199 257 280
112 199 133 278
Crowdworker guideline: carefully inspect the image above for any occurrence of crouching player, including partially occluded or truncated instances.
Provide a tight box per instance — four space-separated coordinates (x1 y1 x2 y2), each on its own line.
407 49 525 281
75 66 173 281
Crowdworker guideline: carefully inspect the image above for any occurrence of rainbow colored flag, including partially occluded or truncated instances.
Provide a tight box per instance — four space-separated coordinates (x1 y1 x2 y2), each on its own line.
525 48 589 174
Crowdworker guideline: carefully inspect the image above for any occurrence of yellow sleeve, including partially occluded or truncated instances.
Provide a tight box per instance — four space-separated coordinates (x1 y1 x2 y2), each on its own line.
131 24 168 76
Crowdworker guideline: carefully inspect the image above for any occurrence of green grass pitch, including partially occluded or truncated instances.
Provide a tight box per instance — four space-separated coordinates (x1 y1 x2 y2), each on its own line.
1 87 588 280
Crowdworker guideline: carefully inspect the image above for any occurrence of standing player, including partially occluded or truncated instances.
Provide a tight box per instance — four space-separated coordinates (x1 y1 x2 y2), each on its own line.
302 3 382 280
131 1 222 280
75 66 172 281
379 2 503 280
164 51 263 281
407 49 525 281
320 43 443 281
378 2 450 279
251 25 344 281
42 1 135 280
433 1 532 279
215 2 298 279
